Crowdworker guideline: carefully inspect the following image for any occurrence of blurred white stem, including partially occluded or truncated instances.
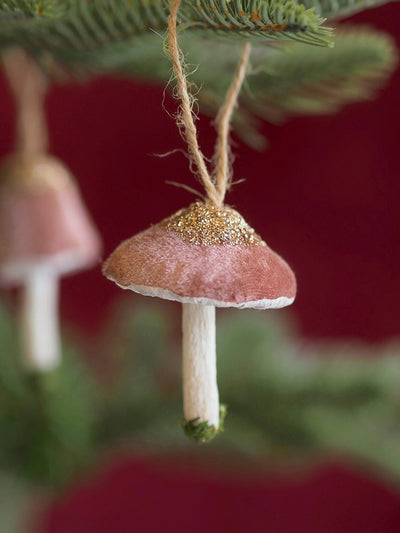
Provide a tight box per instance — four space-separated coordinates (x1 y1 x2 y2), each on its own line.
182 303 219 428
21 266 60 371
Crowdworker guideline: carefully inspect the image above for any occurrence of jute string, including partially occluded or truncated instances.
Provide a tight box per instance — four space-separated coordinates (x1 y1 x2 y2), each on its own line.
2 49 48 159
212 42 250 205
168 0 250 207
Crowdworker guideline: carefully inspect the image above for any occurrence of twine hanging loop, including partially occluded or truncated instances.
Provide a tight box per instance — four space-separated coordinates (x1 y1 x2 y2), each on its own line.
167 0 250 207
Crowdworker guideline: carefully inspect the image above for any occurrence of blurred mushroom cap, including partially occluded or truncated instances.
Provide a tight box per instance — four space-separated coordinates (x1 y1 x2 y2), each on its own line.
0 153 102 285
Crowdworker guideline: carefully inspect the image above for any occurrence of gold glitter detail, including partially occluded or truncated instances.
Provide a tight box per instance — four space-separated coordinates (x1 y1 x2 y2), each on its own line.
161 202 265 246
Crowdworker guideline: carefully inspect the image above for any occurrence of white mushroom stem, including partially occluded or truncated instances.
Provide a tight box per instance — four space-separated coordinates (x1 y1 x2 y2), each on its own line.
20 265 61 371
182 303 220 429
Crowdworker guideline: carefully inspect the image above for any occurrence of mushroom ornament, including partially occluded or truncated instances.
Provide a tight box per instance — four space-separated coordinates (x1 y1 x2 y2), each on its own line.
0 49 101 371
103 201 296 441
0 154 101 370
103 0 297 441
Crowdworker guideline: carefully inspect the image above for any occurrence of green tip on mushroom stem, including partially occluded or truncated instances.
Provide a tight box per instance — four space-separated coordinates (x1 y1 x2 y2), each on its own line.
182 404 227 443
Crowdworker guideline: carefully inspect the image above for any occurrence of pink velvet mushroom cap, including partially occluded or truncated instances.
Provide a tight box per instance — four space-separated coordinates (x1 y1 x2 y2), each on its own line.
0 153 102 285
103 201 296 309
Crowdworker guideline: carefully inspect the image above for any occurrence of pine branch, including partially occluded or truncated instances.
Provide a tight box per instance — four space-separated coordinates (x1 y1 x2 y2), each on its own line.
181 0 333 46
0 0 66 18
244 27 398 123
64 27 396 147
300 0 396 20
173 27 397 137
0 0 333 63
1 2 394 150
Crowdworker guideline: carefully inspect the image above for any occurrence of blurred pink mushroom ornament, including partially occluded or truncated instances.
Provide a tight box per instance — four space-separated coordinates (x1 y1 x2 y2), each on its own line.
0 49 101 370
103 201 296 441
0 154 101 370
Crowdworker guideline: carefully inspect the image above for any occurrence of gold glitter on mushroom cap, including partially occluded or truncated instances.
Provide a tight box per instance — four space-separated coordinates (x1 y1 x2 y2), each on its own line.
161 202 265 246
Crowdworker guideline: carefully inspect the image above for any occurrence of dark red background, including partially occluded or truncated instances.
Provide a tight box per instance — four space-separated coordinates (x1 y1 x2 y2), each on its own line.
1 3 400 532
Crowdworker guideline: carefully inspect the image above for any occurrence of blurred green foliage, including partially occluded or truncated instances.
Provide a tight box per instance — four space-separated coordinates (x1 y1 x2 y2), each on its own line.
1 299 400 493
0 303 97 487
